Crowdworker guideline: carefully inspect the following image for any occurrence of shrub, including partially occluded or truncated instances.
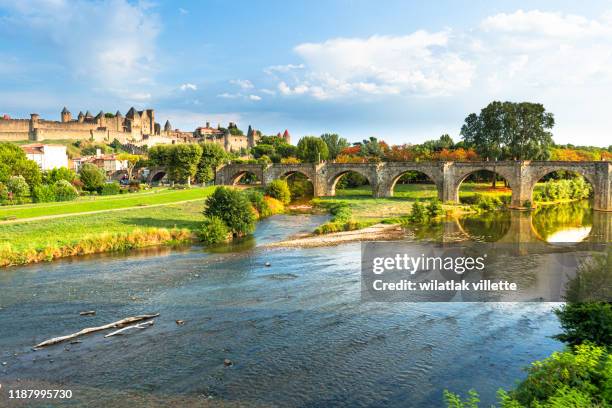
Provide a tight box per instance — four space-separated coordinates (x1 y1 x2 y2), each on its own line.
54 180 79 201
6 175 29 198
204 187 256 237
265 179 291 204
427 198 444 218
79 163 106 192
444 344 612 407
263 196 285 215
32 184 56 203
245 190 272 218
100 182 121 196
198 216 230 244
554 250 612 348
408 201 427 223
0 182 7 203
43 167 76 184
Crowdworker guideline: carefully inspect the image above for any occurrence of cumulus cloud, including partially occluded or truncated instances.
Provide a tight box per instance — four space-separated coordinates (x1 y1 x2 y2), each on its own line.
179 83 197 91
248 94 262 101
269 31 475 99
0 0 161 100
263 10 612 102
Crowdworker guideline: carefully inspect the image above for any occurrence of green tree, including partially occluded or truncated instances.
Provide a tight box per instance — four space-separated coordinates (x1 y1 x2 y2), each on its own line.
43 167 76 184
554 250 612 348
168 144 202 185
196 142 227 183
0 142 42 187
265 179 291 204
297 136 329 163
321 133 349 159
204 187 256 237
461 101 554 161
79 163 106 192
116 153 140 180
355 137 385 160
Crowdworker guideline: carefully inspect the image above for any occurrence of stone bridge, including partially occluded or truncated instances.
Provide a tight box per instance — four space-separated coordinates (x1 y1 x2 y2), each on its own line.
215 161 612 211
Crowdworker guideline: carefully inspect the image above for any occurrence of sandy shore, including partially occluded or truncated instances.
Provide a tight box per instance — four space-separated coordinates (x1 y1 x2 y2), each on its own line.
263 223 405 248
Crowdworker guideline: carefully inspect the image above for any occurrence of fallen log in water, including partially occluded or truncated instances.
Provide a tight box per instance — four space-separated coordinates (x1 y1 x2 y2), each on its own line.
33 314 160 349
104 320 155 337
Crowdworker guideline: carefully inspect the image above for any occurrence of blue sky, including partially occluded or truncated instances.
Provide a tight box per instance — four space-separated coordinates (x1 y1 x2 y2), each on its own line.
1 0 611 147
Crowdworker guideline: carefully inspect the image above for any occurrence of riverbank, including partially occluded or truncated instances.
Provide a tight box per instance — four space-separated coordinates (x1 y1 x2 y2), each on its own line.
0 197 211 267
264 223 405 248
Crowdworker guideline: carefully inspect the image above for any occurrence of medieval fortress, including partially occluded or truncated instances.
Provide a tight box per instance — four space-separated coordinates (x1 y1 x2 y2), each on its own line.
0 107 289 153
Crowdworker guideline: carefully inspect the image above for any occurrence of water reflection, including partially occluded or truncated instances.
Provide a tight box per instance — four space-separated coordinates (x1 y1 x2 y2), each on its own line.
451 200 609 243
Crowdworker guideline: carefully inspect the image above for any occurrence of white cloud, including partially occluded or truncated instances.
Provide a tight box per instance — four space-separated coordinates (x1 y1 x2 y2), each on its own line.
269 31 475 99
178 7 188 15
259 88 276 95
248 94 262 101
263 10 612 104
179 83 197 91
217 92 240 99
264 63 305 74
229 79 254 89
0 0 160 100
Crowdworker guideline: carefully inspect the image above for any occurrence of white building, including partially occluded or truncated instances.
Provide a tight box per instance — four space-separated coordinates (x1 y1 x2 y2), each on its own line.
21 143 68 170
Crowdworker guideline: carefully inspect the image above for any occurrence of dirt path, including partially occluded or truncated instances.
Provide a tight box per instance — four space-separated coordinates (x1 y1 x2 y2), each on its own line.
0 198 205 225
262 223 405 248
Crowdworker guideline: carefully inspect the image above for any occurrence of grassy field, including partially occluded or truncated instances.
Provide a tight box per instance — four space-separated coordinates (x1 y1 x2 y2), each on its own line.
326 183 510 222
0 187 215 220
1 200 207 253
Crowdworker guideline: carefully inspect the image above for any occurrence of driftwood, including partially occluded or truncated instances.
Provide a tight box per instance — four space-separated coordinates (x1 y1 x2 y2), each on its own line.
33 313 159 349
79 311 96 316
104 320 154 337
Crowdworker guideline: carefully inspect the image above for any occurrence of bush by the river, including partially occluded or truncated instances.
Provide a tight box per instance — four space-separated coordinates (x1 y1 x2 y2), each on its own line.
6 175 30 199
245 190 273 218
265 179 291 204
198 216 230 244
408 200 445 223
444 343 612 407
312 200 370 234
534 177 592 203
204 186 256 237
32 184 56 203
554 250 612 348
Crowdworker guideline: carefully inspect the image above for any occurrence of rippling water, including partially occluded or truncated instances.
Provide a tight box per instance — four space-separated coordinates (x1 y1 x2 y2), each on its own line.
1 208 605 407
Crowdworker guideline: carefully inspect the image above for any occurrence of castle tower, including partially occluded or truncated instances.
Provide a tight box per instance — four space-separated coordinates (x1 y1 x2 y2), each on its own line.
223 128 231 151
85 110 93 119
247 125 254 147
164 120 172 132
77 111 85 123
282 129 291 144
61 107 72 123
95 110 104 124
29 113 40 140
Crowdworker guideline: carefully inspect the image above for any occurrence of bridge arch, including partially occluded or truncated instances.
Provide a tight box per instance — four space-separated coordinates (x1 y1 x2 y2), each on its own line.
148 169 167 184
382 168 442 199
328 169 375 196
526 166 597 205
230 170 261 185
451 167 515 204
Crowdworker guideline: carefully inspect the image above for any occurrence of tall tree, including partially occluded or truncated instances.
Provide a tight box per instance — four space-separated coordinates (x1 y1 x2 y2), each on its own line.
297 136 329 163
116 153 140 180
501 102 554 160
320 133 349 160
196 142 227 183
168 144 203 185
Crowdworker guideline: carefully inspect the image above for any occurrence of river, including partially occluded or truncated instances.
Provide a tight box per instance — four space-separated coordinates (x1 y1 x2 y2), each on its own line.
0 201 609 407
